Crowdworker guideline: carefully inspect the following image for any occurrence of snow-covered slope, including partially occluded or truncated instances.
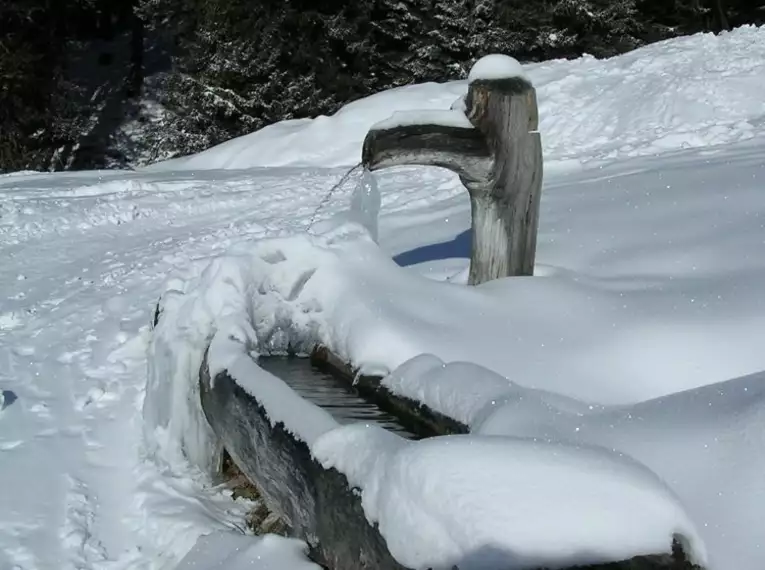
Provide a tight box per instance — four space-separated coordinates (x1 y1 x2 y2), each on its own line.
150 25 765 171
1 25 764 570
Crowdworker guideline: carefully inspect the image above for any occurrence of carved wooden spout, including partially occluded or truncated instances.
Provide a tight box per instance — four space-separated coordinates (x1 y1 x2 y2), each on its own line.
362 56 543 285
362 121 492 190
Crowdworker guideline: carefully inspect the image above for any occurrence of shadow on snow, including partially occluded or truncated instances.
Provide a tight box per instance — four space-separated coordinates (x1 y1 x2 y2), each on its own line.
393 229 470 267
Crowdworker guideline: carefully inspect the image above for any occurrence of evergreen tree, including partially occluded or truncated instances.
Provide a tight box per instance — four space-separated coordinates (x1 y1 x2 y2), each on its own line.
2 0 763 172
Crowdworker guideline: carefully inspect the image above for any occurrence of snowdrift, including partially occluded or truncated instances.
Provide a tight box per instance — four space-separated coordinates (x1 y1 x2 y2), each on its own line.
150 239 707 569
147 204 761 568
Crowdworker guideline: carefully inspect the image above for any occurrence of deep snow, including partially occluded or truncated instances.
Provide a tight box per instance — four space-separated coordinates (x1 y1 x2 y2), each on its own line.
1 25 765 570
313 427 706 569
379 355 765 570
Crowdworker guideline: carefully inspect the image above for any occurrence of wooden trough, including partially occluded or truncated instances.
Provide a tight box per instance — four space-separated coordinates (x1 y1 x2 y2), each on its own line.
199 347 407 570
191 55 701 570
199 344 701 570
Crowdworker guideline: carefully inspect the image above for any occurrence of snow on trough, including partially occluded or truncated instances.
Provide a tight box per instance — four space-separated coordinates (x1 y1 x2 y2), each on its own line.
150 230 708 568
369 109 474 132
381 355 765 570
147 119 765 568
314 427 705 570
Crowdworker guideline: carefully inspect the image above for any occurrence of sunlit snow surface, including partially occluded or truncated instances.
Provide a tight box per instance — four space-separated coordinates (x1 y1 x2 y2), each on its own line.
468 53 528 83
1 25 765 570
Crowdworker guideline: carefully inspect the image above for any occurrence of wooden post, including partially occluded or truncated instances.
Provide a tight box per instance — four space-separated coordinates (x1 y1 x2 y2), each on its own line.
362 55 543 285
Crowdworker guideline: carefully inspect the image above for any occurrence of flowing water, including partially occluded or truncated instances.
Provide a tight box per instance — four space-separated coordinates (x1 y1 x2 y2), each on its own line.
306 163 363 232
258 357 416 439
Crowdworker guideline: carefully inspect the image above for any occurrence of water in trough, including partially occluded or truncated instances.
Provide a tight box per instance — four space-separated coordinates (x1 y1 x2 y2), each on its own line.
258 357 417 439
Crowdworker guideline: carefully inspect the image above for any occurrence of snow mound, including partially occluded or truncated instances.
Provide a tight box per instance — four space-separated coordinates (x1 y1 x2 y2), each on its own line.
144 229 369 473
535 25 765 163
177 532 319 570
382 354 588 428
147 236 712 569
468 54 528 83
314 427 705 570
479 370 765 570
380 353 765 570
370 109 473 131
148 82 467 171
146 192 765 564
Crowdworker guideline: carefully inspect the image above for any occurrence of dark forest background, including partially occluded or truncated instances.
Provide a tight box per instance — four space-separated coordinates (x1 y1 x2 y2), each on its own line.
1 0 762 172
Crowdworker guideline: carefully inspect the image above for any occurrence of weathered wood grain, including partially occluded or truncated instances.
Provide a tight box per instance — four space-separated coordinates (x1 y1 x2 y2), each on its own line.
362 123 492 188
465 78 543 284
362 75 543 285
198 348 408 570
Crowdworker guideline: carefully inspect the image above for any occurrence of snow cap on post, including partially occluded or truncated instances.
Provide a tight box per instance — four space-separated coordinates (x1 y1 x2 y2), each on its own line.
468 54 530 85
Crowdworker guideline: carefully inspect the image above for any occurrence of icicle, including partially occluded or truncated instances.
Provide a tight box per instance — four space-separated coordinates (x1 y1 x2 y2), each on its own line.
350 167 381 242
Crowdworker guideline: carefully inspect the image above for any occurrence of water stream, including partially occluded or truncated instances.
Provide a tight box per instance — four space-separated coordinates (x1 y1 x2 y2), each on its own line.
306 164 381 243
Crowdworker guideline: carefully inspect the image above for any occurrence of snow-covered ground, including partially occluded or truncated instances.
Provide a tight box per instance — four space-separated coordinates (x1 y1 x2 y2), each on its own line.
1 25 764 570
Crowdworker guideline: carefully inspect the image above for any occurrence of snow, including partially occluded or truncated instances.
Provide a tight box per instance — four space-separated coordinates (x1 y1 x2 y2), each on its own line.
225 349 339 446
478 370 765 570
149 151 765 405
380 354 583 428
369 109 473 131
152 249 714 568
379 356 765 570
468 54 528 83
176 532 318 570
314 428 705 569
1 25 765 570
146 26 765 172
149 81 468 170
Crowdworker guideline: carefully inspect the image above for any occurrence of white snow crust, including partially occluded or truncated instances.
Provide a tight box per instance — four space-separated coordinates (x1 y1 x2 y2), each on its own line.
313 428 705 569
468 53 528 83
370 109 474 132
380 356 765 570
2 25 765 570
176 532 318 570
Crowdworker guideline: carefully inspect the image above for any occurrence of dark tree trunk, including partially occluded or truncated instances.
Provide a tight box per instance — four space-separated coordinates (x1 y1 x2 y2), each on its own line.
127 1 144 98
